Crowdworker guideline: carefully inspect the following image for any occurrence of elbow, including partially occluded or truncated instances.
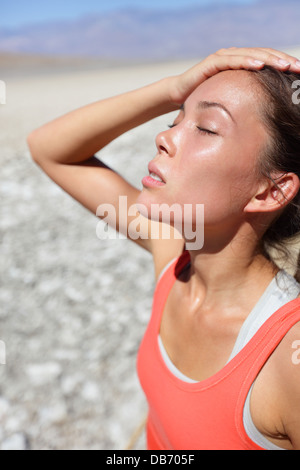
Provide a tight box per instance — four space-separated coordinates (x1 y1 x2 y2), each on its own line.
27 128 44 165
27 129 39 163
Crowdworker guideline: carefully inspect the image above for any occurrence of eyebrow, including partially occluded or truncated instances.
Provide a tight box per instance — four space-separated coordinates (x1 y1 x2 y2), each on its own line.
181 101 236 124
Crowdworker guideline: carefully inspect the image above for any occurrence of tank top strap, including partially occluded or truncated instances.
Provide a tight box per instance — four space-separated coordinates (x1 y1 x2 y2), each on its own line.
235 297 300 446
151 250 190 332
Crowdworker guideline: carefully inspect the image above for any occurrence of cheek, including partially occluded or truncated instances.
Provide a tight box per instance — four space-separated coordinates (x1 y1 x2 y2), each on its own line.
171 148 226 204
171 149 258 219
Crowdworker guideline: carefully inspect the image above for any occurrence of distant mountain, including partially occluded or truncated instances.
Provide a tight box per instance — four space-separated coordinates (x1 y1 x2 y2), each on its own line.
0 1 300 60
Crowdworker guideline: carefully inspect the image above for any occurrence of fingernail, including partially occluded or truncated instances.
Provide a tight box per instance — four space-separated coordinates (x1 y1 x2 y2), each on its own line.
251 60 265 66
278 59 291 67
295 61 300 69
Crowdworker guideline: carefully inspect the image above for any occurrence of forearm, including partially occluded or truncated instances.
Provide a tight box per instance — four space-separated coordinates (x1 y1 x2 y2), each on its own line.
28 77 178 165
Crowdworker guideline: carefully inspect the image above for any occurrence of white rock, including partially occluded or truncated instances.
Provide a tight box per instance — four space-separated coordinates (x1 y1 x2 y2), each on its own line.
81 381 101 402
61 374 84 395
52 349 79 361
26 363 62 386
39 402 68 426
64 286 87 303
1 433 27 451
38 278 61 295
5 413 27 434
0 398 10 420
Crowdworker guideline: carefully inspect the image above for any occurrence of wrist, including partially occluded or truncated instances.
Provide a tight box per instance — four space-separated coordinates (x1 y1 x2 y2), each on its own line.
163 75 184 107
148 76 181 111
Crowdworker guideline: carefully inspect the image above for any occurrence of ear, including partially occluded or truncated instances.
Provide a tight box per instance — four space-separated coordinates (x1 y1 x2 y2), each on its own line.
244 172 300 214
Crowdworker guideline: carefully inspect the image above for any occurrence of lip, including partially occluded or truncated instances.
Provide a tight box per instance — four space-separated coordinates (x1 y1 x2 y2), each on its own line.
147 162 166 183
142 162 166 189
142 175 165 188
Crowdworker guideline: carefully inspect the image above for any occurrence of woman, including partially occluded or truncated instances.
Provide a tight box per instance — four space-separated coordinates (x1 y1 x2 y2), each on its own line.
28 47 300 450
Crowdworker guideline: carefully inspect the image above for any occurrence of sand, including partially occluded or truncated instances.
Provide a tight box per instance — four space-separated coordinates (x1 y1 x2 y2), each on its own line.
1 47 300 450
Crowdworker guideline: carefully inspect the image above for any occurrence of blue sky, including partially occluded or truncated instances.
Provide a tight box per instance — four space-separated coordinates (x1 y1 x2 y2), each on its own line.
1 0 256 28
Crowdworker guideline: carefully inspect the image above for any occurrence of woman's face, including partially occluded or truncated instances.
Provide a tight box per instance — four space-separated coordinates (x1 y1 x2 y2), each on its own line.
138 70 269 231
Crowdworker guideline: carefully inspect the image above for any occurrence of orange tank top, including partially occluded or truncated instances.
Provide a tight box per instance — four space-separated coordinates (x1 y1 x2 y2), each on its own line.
137 251 300 450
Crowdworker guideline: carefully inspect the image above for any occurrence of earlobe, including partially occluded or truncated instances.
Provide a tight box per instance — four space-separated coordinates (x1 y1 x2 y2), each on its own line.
245 173 300 214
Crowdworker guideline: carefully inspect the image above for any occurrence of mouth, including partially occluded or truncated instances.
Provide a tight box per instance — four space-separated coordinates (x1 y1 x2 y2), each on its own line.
142 162 166 188
149 171 165 183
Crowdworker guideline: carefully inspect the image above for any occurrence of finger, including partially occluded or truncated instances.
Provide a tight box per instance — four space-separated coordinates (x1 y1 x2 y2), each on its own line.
201 54 266 80
217 47 289 59
216 47 300 72
255 47 300 72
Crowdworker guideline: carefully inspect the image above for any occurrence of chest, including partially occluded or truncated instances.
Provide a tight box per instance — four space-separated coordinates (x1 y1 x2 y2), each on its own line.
159 281 246 382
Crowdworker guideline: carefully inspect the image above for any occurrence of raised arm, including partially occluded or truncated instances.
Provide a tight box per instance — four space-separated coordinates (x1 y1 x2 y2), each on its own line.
27 78 179 250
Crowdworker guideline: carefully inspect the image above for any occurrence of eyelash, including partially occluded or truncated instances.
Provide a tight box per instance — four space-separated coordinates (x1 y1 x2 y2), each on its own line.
168 124 216 136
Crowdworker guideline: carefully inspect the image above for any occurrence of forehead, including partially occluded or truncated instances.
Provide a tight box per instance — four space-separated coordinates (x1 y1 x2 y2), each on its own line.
186 70 261 118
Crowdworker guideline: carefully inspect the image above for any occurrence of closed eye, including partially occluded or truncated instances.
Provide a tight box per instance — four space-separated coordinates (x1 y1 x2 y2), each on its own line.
168 124 217 136
197 127 217 136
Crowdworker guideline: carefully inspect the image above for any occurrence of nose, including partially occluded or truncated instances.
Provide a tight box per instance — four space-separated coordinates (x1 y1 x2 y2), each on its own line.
155 128 177 157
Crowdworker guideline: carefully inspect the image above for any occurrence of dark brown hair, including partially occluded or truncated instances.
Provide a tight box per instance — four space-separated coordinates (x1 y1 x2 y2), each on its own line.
251 66 300 279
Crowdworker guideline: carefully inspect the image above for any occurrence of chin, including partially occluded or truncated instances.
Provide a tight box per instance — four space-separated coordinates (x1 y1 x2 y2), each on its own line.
136 190 182 226
136 190 157 219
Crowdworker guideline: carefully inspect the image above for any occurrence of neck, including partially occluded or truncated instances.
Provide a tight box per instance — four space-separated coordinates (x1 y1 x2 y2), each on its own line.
185 222 278 312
